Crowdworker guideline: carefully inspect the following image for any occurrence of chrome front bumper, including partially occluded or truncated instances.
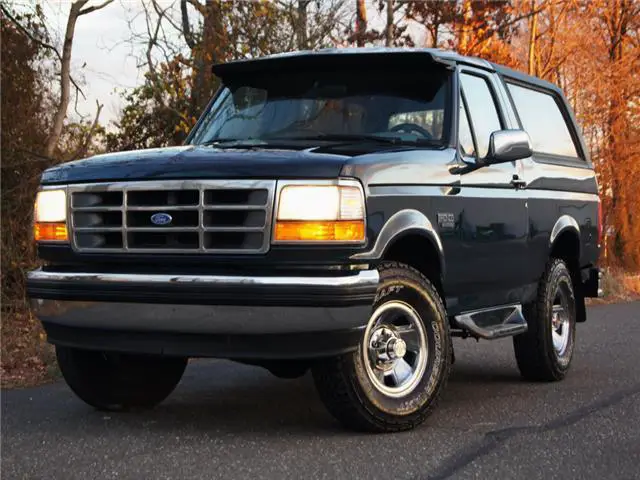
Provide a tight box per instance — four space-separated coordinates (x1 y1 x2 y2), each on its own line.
27 269 379 358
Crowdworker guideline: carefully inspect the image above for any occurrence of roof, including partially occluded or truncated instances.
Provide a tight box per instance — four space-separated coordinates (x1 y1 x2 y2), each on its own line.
212 47 562 95
491 62 563 95
212 47 495 76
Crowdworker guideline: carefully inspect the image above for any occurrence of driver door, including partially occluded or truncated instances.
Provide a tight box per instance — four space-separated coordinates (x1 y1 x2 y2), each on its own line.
456 69 529 309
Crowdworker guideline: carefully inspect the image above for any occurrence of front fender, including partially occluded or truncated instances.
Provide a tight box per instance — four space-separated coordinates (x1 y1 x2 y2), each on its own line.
351 209 445 276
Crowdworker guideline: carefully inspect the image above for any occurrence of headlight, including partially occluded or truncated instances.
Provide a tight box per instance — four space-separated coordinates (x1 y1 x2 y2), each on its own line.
34 189 68 242
274 180 365 243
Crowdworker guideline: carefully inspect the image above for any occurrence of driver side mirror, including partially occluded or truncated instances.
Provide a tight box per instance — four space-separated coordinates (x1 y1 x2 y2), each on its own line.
486 129 532 165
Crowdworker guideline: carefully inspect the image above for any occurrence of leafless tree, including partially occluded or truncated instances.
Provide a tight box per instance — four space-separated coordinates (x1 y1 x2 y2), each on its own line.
44 0 114 157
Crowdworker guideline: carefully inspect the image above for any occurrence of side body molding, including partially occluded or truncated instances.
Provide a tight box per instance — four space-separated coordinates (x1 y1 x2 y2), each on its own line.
550 214 580 248
351 209 445 275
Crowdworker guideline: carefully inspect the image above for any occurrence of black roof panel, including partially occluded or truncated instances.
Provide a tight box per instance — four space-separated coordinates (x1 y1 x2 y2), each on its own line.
490 62 563 94
213 47 495 76
213 47 562 95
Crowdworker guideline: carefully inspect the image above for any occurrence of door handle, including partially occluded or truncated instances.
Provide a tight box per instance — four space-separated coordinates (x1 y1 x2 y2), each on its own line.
511 175 527 189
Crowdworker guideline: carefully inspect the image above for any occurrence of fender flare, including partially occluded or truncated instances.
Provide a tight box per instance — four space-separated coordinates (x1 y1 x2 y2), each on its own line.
550 215 580 253
352 209 445 277
549 215 585 323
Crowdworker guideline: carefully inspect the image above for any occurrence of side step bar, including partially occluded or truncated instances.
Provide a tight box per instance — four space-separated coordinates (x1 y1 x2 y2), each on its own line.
454 304 527 340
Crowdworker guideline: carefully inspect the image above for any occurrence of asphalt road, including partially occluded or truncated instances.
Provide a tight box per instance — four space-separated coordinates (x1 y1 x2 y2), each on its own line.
2 301 639 480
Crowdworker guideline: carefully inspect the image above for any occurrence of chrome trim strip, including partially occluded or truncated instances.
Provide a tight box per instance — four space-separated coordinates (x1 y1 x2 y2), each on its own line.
367 185 599 201
27 269 380 289
74 227 123 232
204 205 263 211
71 206 123 211
122 181 129 250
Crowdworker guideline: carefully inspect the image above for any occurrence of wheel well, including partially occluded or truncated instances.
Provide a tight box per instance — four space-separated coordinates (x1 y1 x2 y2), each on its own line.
550 230 580 267
382 234 443 295
550 230 586 322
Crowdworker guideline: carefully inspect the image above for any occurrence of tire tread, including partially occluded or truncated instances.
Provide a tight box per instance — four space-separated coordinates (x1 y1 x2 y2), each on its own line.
57 347 187 411
313 261 451 432
514 258 574 381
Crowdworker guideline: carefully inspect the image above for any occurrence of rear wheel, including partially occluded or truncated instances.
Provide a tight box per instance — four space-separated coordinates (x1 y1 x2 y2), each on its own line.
312 262 452 432
56 346 187 411
513 258 577 381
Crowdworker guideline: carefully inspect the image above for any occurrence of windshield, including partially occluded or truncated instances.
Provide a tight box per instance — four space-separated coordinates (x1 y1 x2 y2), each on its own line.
188 68 450 146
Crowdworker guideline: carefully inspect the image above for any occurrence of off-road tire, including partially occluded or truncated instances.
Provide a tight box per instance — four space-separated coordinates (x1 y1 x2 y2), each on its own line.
312 262 452 432
56 346 187 411
513 258 577 381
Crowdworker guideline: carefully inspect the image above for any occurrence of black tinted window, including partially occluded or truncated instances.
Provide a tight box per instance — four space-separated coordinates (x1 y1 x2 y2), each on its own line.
460 74 502 159
190 69 450 145
507 83 579 158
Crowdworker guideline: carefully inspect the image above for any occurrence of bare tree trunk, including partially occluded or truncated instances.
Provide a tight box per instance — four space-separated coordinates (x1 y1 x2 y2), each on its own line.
527 0 538 76
45 1 84 158
430 23 439 48
356 0 367 47
192 0 223 117
296 0 310 50
385 0 394 46
45 0 113 158
180 0 197 49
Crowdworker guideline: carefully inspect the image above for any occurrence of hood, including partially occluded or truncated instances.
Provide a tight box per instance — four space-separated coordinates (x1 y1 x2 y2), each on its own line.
41 145 353 185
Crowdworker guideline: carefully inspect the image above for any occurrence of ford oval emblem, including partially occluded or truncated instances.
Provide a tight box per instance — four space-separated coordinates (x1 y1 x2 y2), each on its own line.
150 212 173 226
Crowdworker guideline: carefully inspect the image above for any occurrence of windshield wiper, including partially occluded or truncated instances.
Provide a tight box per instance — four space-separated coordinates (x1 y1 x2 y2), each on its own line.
200 134 441 148
200 138 267 147
266 133 439 146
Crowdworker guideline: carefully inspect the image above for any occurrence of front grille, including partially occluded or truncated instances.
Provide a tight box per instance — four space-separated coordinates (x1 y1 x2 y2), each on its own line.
68 180 276 254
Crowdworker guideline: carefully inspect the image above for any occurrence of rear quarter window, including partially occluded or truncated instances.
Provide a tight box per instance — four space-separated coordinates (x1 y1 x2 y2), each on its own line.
506 83 581 159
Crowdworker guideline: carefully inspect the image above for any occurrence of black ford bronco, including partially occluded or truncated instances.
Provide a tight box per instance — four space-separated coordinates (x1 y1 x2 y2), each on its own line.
28 48 601 432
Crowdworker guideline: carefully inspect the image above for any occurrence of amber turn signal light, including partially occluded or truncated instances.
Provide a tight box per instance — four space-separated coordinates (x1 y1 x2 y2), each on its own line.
34 222 68 242
275 220 365 242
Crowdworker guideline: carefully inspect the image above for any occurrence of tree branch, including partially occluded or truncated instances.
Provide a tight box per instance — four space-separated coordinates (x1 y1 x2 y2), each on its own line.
0 3 86 99
152 0 183 33
1 4 61 61
180 0 196 49
78 0 115 16
184 0 206 16
70 100 104 160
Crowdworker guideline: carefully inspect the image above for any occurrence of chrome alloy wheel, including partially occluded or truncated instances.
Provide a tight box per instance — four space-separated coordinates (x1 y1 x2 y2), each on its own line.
362 301 428 398
551 286 571 356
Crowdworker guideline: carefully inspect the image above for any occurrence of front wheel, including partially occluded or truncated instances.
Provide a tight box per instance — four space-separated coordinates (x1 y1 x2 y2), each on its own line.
56 346 187 411
312 262 452 432
513 258 577 381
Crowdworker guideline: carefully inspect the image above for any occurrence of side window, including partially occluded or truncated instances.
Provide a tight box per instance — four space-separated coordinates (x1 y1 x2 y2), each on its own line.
460 73 502 159
507 83 580 159
458 94 475 157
